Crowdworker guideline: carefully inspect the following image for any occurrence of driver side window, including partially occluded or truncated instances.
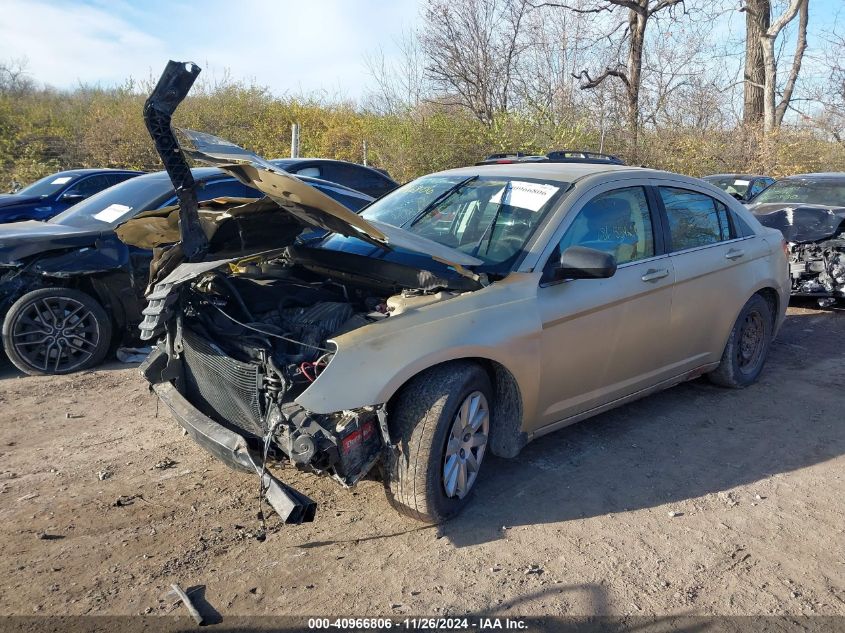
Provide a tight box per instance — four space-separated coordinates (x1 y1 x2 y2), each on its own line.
556 187 655 265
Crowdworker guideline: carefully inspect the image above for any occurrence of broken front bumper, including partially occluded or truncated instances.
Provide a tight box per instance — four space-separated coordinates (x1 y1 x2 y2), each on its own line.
152 380 316 524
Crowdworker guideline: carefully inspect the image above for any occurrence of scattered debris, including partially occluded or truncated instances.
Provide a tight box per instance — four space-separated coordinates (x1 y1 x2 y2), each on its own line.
170 583 204 626
524 564 543 575
490 565 503 573
153 458 176 470
97 470 112 481
668 511 683 518
117 346 152 363
36 532 63 541
718 491 739 507
17 492 38 502
113 495 139 507
65 413 84 419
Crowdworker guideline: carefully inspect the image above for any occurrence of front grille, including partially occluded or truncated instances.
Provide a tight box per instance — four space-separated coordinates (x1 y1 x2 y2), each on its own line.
181 328 265 438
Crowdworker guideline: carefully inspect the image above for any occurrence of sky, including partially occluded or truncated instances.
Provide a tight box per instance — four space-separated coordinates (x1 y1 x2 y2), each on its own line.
0 0 842 100
0 0 420 98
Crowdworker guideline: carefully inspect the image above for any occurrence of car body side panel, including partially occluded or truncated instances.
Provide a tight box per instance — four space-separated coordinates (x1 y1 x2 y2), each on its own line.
535 257 676 426
666 235 768 369
294 273 544 427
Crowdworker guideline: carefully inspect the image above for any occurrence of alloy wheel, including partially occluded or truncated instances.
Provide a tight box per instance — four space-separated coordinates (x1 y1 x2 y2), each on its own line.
442 390 490 499
11 296 101 373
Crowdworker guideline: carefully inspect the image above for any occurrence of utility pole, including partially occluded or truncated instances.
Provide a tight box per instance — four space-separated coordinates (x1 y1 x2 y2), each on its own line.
291 123 300 158
362 139 368 166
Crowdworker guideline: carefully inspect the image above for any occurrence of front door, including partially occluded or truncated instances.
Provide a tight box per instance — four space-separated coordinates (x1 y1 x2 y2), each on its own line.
535 184 676 428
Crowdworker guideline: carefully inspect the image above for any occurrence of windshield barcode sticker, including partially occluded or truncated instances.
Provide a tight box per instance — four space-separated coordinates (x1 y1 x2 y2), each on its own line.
51 176 72 185
93 203 132 222
491 181 559 211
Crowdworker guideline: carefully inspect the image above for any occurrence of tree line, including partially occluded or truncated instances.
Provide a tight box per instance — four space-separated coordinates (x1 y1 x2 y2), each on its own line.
1 0 844 187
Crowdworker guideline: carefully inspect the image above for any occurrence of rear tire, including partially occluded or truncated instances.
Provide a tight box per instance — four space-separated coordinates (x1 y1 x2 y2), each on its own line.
2 287 112 376
707 293 773 388
384 361 492 523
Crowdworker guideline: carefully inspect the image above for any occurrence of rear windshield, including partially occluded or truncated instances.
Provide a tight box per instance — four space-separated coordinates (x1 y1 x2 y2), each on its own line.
704 176 750 196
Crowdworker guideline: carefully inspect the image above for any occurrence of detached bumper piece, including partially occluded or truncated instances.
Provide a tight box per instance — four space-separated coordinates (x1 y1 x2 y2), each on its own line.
153 381 316 524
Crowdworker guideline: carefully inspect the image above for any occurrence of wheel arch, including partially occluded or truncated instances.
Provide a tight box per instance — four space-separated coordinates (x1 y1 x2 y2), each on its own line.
386 356 527 459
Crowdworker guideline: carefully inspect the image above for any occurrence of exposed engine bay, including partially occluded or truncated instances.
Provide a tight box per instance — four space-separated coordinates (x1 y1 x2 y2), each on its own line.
150 246 460 492
787 237 845 306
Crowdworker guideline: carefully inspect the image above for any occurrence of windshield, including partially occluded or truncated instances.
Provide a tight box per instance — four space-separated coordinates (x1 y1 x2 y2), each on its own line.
704 176 750 196
48 176 172 229
16 173 79 198
360 175 566 266
752 179 845 206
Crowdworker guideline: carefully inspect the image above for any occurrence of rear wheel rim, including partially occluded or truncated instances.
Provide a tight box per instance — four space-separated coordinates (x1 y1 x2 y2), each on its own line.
442 390 489 499
737 310 765 373
10 296 100 373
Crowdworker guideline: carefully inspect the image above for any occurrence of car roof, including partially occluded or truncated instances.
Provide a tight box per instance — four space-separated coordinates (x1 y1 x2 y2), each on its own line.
47 168 146 177
703 174 769 179
437 162 649 183
131 167 229 183
787 172 845 179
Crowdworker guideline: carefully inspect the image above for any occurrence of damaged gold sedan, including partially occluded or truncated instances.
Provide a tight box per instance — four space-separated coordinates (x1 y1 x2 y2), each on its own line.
130 62 790 525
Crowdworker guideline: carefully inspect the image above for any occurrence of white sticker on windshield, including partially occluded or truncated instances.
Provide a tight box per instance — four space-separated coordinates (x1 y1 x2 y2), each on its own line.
491 181 559 212
93 203 132 222
734 179 750 186
50 176 72 185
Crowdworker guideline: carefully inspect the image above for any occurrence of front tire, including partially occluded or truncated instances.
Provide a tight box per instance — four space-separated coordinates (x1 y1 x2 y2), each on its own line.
707 293 773 388
385 361 492 523
2 287 112 376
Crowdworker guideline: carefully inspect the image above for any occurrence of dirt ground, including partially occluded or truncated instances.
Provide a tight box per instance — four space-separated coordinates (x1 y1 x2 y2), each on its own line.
0 303 843 623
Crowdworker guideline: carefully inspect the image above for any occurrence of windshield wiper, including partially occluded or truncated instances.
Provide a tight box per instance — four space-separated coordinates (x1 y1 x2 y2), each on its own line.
472 181 511 256
405 175 479 228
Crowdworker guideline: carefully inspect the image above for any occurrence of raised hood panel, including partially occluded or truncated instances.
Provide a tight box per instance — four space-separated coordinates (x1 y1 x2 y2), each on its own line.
752 203 845 243
176 128 483 272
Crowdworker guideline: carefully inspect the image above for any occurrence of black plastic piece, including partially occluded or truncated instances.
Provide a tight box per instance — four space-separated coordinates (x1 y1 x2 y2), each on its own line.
143 60 208 262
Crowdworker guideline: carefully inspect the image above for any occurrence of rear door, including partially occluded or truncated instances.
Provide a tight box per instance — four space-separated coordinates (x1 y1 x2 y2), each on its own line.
654 182 767 371
534 182 676 427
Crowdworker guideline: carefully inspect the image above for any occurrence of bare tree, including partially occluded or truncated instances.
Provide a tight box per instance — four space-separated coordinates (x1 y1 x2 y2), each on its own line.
420 0 530 125
742 0 770 125
364 30 426 115
532 0 687 156
0 58 35 94
742 0 809 131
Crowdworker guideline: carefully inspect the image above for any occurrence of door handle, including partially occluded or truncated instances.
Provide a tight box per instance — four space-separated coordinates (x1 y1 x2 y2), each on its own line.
641 268 669 282
725 248 745 260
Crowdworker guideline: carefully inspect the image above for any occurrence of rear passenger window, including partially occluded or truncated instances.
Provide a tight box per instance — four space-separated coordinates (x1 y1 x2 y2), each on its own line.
659 187 734 251
556 186 655 265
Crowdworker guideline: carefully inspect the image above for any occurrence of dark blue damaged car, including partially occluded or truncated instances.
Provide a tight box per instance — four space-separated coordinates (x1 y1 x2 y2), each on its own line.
0 168 373 376
1 169 144 223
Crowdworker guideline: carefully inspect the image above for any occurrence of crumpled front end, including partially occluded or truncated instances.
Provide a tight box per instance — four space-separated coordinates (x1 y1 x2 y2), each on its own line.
786 238 845 304
754 204 845 304
138 252 416 524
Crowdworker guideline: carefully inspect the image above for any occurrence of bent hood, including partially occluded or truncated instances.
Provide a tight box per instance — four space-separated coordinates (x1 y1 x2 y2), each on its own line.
0 220 98 265
751 203 845 243
175 128 483 275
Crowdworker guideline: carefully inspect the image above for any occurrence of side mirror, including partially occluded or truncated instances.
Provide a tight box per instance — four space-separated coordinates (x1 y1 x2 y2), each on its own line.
552 246 617 281
60 192 86 203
